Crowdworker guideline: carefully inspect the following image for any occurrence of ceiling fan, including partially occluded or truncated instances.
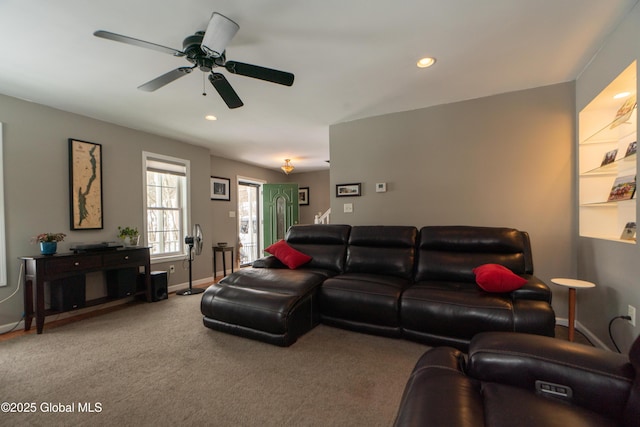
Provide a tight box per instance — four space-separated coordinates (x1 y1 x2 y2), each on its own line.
94 12 294 109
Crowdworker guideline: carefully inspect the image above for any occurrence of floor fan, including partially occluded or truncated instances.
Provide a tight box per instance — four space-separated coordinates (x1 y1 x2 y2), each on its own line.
176 224 205 296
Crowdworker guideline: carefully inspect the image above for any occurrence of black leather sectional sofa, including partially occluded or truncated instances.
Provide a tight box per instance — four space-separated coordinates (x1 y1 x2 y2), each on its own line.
200 224 555 348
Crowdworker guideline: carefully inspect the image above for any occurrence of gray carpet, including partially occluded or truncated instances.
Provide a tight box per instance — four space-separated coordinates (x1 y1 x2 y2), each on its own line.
1 294 429 427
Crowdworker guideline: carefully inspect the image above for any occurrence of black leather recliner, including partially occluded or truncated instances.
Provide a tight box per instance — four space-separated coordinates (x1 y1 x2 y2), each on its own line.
394 332 640 427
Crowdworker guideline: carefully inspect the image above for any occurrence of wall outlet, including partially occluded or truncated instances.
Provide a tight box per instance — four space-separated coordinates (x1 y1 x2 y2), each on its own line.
628 305 636 327
169 265 175 274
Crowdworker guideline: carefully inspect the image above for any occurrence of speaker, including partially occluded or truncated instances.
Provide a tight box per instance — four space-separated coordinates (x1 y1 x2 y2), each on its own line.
137 271 168 302
106 268 138 298
50 275 86 311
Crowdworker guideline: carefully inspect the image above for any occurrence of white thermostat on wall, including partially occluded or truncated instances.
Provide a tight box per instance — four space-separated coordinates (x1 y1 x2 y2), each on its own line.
376 183 387 193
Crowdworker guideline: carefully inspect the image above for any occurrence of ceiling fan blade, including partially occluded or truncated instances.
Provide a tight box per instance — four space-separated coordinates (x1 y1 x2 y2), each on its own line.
224 61 294 86
209 73 244 109
93 30 185 57
138 67 193 92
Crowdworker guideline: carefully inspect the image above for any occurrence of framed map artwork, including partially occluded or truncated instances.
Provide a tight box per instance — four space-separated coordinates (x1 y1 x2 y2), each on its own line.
69 139 103 230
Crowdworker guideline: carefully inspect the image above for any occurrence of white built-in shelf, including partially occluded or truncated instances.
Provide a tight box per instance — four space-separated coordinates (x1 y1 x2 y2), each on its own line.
578 61 637 243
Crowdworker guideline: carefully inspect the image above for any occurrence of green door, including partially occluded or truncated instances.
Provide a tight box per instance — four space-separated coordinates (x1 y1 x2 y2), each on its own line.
263 183 299 248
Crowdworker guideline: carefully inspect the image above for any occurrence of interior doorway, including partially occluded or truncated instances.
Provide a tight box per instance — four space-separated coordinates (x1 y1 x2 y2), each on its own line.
237 180 261 266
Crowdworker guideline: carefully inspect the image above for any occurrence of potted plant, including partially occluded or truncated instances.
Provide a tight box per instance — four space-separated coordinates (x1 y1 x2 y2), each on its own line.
33 232 66 255
118 226 140 247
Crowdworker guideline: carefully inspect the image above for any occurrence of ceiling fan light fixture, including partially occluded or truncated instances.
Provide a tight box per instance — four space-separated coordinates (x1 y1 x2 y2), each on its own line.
281 159 294 175
201 12 239 58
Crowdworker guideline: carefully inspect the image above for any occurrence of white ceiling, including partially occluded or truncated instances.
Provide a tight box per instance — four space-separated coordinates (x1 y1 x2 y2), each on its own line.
0 0 637 172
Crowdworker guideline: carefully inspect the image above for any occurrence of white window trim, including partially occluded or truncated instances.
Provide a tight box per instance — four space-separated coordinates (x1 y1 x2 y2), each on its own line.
0 123 6 286
142 151 191 263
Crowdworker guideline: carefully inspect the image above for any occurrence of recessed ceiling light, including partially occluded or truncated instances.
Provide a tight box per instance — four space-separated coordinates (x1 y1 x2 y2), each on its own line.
205 115 217 121
417 57 436 68
613 91 631 99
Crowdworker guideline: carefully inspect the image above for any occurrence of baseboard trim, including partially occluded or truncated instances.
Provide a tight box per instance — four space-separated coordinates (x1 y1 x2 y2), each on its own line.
555 317 610 350
0 277 214 335
168 277 212 294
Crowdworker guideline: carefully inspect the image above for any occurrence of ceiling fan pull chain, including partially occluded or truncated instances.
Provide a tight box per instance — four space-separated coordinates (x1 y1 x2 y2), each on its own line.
202 72 207 96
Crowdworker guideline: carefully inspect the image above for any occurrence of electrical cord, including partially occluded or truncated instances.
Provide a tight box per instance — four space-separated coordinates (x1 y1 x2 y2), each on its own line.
609 315 632 353
0 264 24 334
0 263 22 304
0 314 24 335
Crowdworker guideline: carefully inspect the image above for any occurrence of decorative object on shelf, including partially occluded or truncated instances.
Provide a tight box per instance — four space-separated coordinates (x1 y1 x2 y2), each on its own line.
281 159 294 175
610 95 637 129
69 139 103 230
625 141 637 157
217 242 228 247
621 222 637 241
298 187 309 205
210 176 231 201
601 149 618 166
336 183 361 197
607 175 636 202
117 226 140 247
33 233 66 255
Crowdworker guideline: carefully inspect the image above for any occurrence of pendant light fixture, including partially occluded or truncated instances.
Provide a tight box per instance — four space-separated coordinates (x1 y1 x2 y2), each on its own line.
281 159 294 175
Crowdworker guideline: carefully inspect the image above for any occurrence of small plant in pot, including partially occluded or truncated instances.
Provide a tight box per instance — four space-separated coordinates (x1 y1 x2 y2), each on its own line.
33 232 66 255
118 226 140 247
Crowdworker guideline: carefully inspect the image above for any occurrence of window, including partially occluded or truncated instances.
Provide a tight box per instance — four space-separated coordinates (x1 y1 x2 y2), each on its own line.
143 152 190 260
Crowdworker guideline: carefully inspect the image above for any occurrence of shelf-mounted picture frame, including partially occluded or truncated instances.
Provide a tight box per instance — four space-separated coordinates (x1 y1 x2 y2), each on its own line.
607 174 636 202
210 176 231 201
69 138 103 230
336 183 361 197
625 141 637 157
298 187 310 205
601 149 618 166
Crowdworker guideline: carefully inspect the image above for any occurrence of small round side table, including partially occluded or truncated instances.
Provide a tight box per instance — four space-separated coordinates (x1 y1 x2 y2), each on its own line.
551 278 596 342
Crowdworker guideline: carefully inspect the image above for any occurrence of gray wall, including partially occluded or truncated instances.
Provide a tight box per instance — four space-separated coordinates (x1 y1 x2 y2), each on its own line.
293 170 331 225
0 94 211 325
330 82 576 321
575 3 640 351
0 94 331 328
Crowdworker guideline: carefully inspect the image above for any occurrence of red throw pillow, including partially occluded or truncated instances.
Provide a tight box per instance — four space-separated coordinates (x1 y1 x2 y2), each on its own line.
472 263 527 293
265 240 312 269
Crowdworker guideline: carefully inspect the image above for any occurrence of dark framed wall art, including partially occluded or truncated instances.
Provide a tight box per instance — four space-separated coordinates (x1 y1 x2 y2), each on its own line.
298 187 310 205
211 176 231 201
336 183 361 197
69 138 103 230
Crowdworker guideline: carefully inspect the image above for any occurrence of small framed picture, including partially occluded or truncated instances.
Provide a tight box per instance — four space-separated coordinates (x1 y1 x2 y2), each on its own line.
298 187 310 205
625 141 637 157
210 176 231 201
336 183 361 197
376 182 387 193
621 222 637 241
601 149 618 166
607 175 636 202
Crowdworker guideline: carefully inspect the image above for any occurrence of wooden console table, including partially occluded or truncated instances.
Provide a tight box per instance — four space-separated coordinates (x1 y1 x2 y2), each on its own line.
21 247 151 334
